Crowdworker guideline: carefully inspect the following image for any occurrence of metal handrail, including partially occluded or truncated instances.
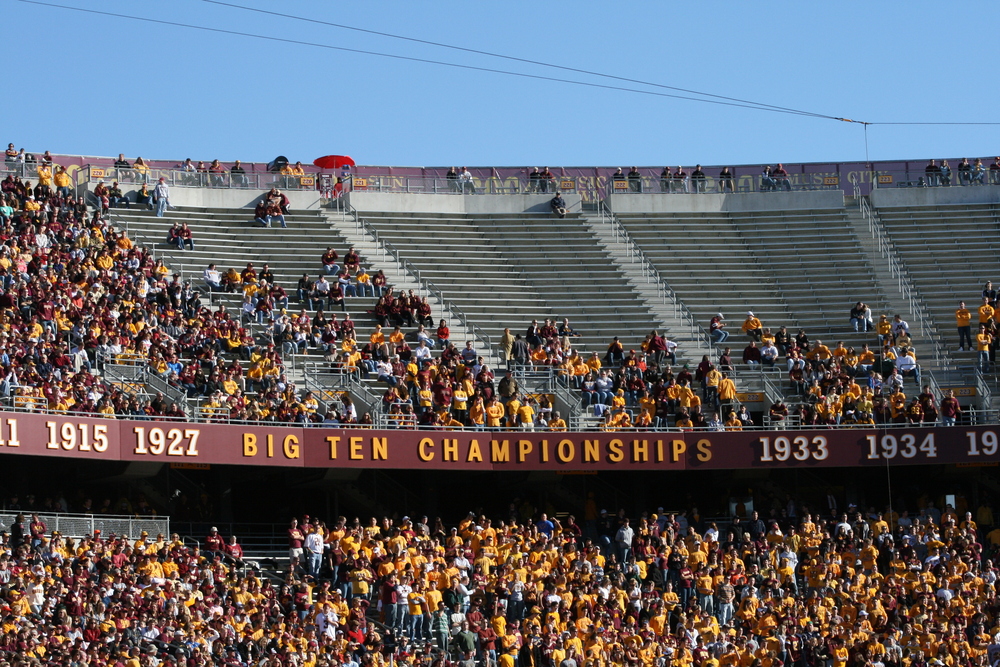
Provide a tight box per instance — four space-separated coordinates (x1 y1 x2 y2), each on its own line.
0 397 992 431
596 200 711 350
868 166 1000 189
852 179 946 368
81 164 316 191
0 511 170 539
974 368 994 410
301 359 386 424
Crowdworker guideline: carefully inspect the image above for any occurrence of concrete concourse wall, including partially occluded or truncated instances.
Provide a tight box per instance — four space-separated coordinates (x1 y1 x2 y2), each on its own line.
348 192 583 215
870 184 1000 208
85 184 323 211
606 191 846 214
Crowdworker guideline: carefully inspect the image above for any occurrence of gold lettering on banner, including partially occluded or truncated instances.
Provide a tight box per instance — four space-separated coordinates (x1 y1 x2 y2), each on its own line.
46 421 92 451
608 439 624 463
672 439 686 462
584 440 600 462
418 438 434 462
372 437 388 461
0 418 18 447
349 437 363 460
443 438 459 462
129 425 197 457
541 440 550 463
266 434 274 458
557 439 575 463
656 440 666 462
467 439 483 462
283 435 300 459
491 440 510 462
518 440 533 463
697 439 712 462
632 439 648 463
327 435 341 459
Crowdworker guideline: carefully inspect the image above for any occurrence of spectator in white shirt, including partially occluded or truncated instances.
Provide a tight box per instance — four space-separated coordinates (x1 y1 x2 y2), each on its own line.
203 264 222 292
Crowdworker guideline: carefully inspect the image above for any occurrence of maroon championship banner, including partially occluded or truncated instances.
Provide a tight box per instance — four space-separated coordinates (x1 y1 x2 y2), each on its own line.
1 412 998 471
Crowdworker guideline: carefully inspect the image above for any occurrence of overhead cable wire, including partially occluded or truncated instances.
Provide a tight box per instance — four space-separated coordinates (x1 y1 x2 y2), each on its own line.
13 0 854 121
202 0 843 121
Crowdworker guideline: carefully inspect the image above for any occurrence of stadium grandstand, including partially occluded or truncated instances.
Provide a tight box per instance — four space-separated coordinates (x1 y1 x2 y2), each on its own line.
2 146 1000 667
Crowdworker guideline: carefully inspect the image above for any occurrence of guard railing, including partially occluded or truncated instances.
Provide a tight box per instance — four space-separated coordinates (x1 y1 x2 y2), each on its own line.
0 511 169 539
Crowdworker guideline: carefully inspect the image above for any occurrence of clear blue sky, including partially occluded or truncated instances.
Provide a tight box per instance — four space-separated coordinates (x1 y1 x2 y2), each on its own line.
7 0 998 168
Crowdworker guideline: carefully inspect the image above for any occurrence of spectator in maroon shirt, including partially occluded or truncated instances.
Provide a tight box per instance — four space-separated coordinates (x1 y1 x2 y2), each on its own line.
224 535 245 564
28 513 46 550
205 526 225 555
940 389 962 426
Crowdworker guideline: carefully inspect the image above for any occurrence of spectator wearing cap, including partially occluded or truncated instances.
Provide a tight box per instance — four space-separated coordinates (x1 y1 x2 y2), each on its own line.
740 311 762 341
550 193 567 218
710 313 728 344
205 526 224 557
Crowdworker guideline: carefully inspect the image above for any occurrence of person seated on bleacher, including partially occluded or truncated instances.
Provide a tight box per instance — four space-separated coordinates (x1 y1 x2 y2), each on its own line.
741 341 761 367
252 198 269 227
760 165 776 191
230 159 248 187
741 311 762 341
171 222 194 250
891 314 909 345
972 157 987 184
988 157 1000 184
266 186 290 213
113 152 131 178
658 166 672 192
372 269 388 297
106 180 128 209
691 165 707 193
549 193 567 218
709 313 728 344
772 163 791 191
806 340 832 370
281 161 303 188
939 159 953 186
135 182 154 210
671 165 687 193
336 268 356 300
760 340 779 367
132 156 150 183
924 158 942 186
958 157 973 185
896 348 920 387
265 199 286 228
627 167 642 193
320 246 340 275
178 156 197 184
875 314 891 345
718 166 735 192
723 410 742 431
208 159 227 187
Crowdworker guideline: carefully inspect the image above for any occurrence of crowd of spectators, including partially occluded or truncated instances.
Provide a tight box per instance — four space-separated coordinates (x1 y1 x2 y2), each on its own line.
0 144 992 432
960 287 1000 374
924 159 1000 187
0 147 393 426
4 488 1000 667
